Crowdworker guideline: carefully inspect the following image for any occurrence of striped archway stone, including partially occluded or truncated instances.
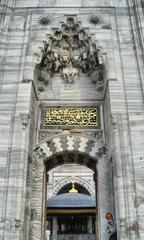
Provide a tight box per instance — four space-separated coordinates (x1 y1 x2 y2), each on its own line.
34 133 106 167
52 176 95 196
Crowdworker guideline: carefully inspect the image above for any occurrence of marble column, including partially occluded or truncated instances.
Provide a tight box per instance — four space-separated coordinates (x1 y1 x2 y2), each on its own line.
112 115 143 240
97 155 113 240
93 171 98 240
30 151 46 240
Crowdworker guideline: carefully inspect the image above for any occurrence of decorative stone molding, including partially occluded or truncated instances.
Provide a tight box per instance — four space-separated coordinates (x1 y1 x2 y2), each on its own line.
36 17 105 91
38 131 103 143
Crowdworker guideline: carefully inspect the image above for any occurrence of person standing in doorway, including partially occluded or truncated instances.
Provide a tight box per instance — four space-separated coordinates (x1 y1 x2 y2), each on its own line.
106 212 117 240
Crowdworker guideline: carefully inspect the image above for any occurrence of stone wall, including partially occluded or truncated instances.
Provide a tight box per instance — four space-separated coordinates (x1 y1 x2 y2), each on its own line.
0 0 128 8
0 1 144 240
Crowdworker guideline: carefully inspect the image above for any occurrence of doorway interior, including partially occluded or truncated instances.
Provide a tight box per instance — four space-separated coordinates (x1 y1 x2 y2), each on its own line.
46 162 96 240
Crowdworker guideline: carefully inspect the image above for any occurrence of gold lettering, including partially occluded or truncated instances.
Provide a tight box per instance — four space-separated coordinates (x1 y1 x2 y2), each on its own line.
42 108 98 127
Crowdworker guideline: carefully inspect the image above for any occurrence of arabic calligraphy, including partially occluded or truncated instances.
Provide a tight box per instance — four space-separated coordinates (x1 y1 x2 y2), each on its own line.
42 108 98 127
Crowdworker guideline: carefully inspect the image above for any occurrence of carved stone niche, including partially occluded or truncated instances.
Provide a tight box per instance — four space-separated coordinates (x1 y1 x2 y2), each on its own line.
36 17 105 91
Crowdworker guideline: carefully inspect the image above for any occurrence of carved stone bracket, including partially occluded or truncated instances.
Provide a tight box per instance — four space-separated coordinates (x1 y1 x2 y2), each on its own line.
34 146 46 161
97 146 107 157
62 64 79 83
20 114 30 129
36 17 105 91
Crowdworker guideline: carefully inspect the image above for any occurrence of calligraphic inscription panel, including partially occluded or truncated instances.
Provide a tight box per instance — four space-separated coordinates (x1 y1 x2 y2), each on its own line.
41 108 99 128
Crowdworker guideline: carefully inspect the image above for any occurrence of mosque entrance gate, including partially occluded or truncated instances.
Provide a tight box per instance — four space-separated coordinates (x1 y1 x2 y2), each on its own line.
29 133 113 240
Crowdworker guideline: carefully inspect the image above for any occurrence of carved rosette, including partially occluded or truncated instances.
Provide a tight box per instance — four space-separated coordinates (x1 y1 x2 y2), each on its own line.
37 17 104 90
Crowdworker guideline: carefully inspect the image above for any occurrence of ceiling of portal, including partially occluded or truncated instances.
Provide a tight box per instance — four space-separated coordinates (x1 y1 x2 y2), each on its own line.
45 151 97 171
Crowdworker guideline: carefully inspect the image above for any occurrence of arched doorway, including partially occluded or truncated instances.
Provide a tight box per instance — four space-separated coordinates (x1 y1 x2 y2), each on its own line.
46 168 96 240
29 133 113 240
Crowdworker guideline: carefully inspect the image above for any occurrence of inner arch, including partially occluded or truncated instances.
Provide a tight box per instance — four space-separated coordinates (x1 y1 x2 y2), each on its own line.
57 182 91 195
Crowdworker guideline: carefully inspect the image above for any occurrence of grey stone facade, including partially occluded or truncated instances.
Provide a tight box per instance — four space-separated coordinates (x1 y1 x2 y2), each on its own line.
0 0 144 240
